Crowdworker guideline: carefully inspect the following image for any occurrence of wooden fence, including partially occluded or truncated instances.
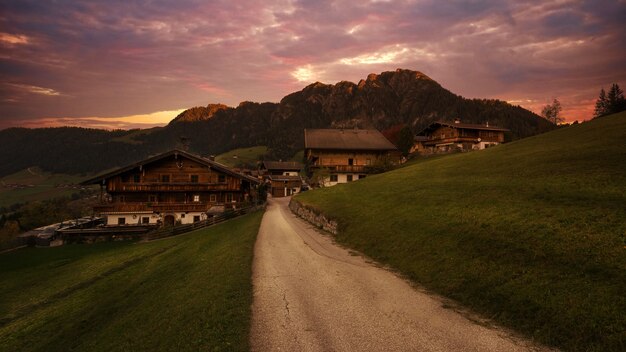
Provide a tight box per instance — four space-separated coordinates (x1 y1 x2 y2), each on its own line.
143 204 265 241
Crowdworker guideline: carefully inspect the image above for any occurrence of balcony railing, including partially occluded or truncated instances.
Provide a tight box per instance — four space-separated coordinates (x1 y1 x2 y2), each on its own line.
310 165 368 173
109 183 238 192
94 202 216 213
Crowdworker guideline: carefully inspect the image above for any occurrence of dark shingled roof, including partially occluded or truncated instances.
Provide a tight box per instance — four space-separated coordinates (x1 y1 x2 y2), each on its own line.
80 149 260 185
262 161 303 171
304 129 397 151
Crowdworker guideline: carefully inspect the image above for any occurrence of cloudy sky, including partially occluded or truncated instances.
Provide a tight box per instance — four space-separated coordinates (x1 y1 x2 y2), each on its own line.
1 0 625 130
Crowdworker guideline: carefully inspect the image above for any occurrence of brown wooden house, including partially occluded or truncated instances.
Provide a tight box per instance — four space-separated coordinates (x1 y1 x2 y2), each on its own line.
81 149 260 227
304 128 400 187
415 121 509 153
259 161 304 197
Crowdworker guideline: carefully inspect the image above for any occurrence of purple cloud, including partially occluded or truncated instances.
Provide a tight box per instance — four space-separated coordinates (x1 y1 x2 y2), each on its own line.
0 0 624 129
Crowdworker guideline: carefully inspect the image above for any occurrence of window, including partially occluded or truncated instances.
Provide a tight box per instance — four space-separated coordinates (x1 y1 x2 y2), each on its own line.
181 213 185 218
210 194 217 202
348 158 354 166
148 195 157 202
193 215 200 223
365 159 371 166
121 175 130 183
330 175 338 182
193 194 200 202
161 174 170 183
359 174 366 179
133 174 140 183
117 217 126 225
226 193 233 202
190 175 199 183
347 175 353 182
141 217 149 224
218 174 226 183
441 133 445 139
118 195 125 202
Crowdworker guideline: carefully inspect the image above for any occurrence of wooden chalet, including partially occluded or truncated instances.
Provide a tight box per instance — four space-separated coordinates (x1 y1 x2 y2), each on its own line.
304 128 400 187
259 161 304 197
415 120 509 153
81 149 260 227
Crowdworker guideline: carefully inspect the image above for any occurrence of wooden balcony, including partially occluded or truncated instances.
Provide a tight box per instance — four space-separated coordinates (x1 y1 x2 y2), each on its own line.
310 165 368 173
109 183 239 192
422 136 501 146
94 202 215 213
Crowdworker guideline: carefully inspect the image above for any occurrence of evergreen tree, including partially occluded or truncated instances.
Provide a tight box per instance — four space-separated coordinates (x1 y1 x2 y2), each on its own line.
593 88 608 118
607 84 626 115
594 84 626 118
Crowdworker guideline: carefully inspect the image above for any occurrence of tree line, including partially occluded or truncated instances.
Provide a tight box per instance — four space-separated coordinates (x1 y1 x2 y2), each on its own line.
541 83 625 124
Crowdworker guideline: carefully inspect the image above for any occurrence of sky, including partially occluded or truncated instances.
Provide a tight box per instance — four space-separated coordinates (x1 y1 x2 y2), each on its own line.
1 0 625 130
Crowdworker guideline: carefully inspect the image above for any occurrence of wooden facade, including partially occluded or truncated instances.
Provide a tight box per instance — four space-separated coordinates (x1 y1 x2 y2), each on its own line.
415 121 509 153
268 175 302 198
82 150 260 227
304 129 400 187
260 161 304 197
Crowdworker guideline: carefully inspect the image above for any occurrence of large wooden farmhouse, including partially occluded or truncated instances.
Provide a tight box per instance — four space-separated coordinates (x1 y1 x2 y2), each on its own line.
304 128 400 187
415 121 509 153
259 161 304 197
81 149 260 227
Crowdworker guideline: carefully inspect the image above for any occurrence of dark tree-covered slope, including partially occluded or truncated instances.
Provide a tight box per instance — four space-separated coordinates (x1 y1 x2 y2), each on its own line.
0 69 555 176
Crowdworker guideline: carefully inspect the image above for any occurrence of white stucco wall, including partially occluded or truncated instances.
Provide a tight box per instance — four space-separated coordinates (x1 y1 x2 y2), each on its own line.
105 211 206 226
322 173 366 187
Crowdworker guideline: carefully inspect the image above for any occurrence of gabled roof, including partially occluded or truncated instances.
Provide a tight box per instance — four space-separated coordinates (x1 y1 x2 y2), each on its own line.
304 129 397 151
81 149 260 185
261 161 303 171
417 121 509 136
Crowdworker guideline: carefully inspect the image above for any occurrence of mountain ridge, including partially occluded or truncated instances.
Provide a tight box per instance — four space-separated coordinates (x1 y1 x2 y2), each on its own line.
0 68 555 176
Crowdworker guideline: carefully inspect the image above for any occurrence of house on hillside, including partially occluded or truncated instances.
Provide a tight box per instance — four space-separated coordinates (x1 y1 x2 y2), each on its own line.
304 128 400 187
259 161 304 197
415 120 509 153
81 149 260 227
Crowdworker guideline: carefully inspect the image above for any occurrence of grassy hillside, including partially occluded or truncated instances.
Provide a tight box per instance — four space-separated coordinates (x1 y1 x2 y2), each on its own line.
0 168 92 208
295 112 626 352
0 211 263 352
215 146 268 167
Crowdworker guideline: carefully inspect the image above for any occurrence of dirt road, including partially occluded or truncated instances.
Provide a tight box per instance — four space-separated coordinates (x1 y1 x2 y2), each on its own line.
250 197 549 351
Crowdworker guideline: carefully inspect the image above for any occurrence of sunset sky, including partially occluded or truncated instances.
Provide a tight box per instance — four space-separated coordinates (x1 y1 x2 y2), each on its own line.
1 0 625 130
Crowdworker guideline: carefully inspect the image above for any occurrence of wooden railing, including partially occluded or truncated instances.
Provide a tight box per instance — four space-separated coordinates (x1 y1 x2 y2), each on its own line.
94 202 215 213
310 165 368 173
144 204 265 241
111 183 238 192
423 136 501 145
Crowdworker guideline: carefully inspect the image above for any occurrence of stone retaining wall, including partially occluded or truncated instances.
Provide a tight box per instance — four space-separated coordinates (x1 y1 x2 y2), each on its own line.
289 199 338 235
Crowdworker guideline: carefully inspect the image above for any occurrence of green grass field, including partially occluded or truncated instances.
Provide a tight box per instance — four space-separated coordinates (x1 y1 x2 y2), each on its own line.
0 168 92 208
0 211 263 352
215 146 268 167
295 112 626 352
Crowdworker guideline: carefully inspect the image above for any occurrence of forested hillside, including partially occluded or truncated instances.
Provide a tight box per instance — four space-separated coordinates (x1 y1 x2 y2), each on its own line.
0 69 555 177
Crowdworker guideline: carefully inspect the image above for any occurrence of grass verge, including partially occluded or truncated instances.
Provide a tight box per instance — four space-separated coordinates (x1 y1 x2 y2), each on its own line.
295 112 626 352
0 211 263 352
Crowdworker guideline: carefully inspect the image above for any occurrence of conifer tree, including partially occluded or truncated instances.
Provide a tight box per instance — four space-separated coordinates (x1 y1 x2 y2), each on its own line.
594 84 626 118
593 88 608 118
